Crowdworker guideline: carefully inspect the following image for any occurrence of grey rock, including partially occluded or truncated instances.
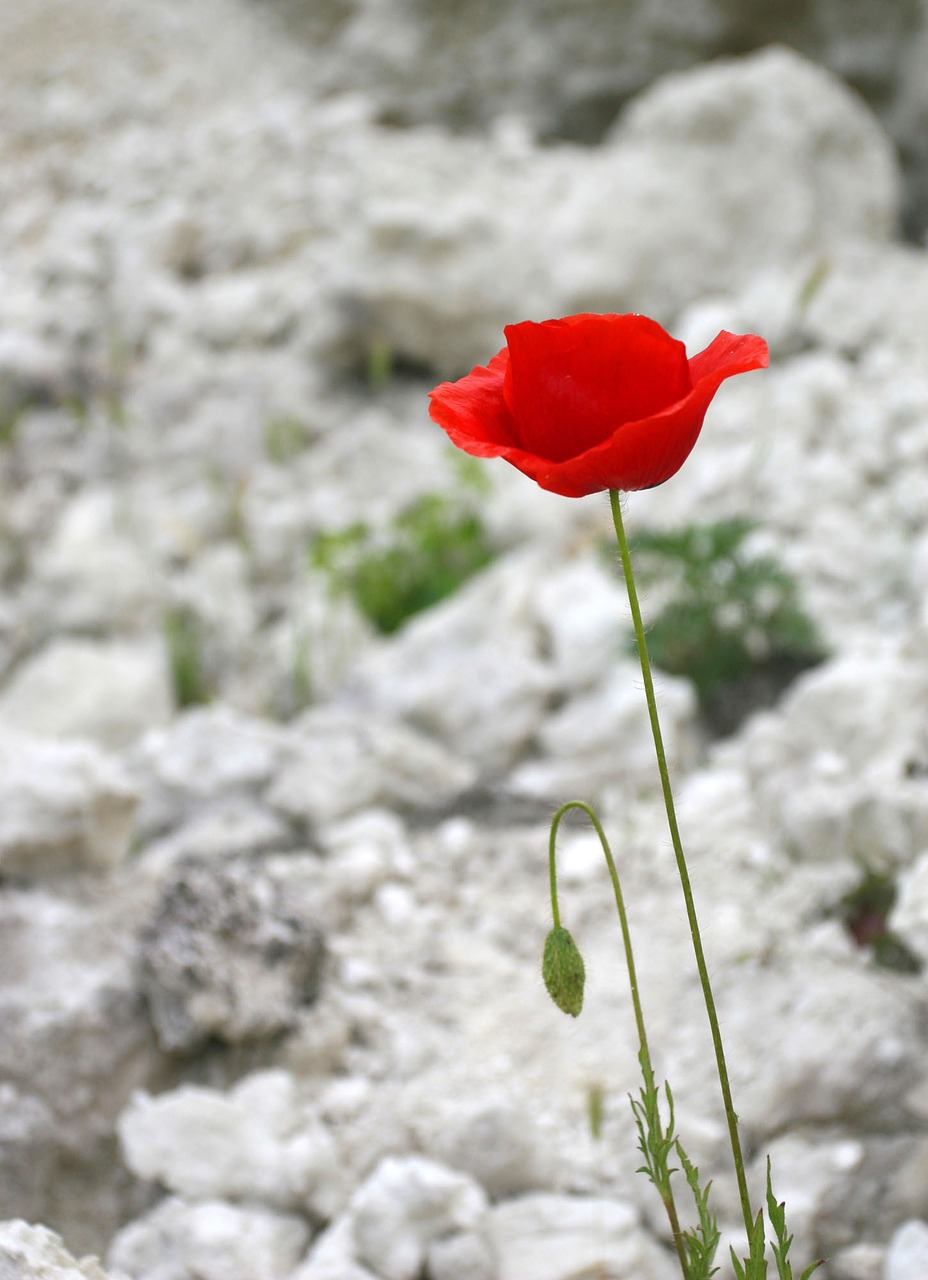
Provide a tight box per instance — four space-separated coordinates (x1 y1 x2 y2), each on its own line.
305 0 920 158
426 1230 498 1280
139 854 326 1052
0 1088 56 1224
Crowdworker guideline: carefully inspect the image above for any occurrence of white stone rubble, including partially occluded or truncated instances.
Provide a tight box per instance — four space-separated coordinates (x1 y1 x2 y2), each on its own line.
0 735 138 875
0 0 927 1276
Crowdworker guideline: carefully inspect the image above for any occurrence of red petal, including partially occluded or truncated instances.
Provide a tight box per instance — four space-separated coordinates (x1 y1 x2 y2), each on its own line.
687 330 770 386
427 349 517 455
502 314 691 462
488 329 769 496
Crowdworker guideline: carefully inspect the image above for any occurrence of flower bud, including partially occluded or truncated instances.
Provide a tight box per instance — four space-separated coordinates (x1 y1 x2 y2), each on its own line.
542 926 585 1017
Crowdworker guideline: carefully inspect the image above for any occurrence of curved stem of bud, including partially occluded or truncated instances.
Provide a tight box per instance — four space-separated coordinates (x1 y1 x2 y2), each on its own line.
548 799 689 1277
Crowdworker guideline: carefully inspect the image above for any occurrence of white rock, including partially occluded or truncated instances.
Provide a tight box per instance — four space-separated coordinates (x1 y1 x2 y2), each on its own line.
268 707 476 826
829 1242 884 1280
0 880 154 1162
190 274 297 350
486 1194 678 1280
719 957 920 1140
741 645 928 867
293 1215 377 1280
130 706 290 837
511 661 699 800
291 1260 378 1280
320 809 411 903
889 851 928 962
0 638 172 750
426 1097 554 1200
616 46 898 248
883 1219 928 1280
138 798 292 877
532 556 629 692
753 1134 865 1255
107 1198 310 1280
333 47 899 372
0 1220 125 1280
341 552 554 770
0 735 137 876
802 244 928 370
350 1156 489 1280
119 1071 346 1219
28 487 159 636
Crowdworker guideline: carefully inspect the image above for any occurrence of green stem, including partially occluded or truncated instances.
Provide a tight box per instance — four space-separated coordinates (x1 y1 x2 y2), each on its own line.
549 799 690 1278
608 488 754 1241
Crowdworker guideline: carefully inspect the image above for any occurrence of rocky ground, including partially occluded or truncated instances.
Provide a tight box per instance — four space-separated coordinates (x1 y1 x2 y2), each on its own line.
2 2 928 1278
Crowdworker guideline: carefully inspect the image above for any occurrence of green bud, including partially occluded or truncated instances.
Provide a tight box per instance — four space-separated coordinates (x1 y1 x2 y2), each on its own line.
542 926 585 1017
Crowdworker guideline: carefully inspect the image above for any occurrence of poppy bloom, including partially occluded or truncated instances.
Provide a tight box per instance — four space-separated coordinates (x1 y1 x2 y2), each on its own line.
428 313 768 497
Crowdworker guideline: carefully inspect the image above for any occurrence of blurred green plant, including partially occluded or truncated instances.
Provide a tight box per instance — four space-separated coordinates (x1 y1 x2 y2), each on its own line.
366 337 394 390
619 518 825 735
830 868 922 975
163 605 214 708
264 414 309 464
288 627 314 714
310 489 496 634
796 256 831 311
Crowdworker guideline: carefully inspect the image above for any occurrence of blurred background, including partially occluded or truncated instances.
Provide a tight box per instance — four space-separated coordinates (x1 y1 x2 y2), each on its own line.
1 3 928 1279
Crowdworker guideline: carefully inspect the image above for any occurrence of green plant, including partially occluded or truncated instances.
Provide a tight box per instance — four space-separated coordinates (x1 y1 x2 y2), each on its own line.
309 491 496 634
263 414 309 464
288 627 314 714
830 868 922 975
621 519 825 734
366 337 394 389
163 605 213 708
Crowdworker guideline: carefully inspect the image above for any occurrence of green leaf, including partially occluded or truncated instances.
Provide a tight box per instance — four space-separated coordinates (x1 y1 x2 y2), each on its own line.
309 492 496 633
732 1210 768 1280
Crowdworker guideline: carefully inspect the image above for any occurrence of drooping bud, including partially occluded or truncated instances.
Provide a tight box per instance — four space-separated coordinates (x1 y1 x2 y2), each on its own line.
542 926 586 1017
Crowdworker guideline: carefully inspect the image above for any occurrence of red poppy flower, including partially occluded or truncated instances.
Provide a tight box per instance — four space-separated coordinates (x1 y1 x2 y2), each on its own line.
428 313 768 497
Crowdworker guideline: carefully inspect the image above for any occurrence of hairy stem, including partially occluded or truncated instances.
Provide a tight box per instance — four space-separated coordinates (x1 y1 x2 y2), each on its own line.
608 488 754 1240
